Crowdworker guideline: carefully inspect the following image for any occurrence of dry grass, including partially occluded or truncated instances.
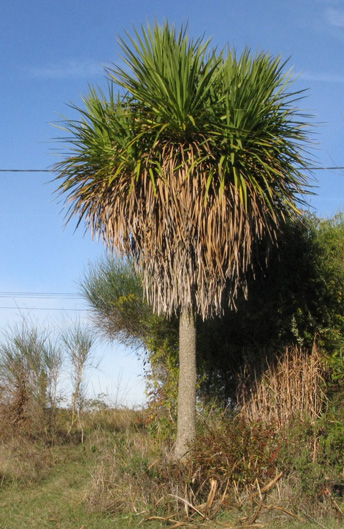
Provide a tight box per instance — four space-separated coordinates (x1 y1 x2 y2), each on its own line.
86 429 165 514
81 405 148 433
0 346 341 528
0 437 56 487
237 345 328 427
0 401 342 528
82 347 342 526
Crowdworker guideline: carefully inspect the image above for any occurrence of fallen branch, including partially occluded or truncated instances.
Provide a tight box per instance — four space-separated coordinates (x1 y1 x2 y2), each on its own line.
209 479 230 518
168 493 206 519
252 472 283 497
204 478 218 512
249 496 266 525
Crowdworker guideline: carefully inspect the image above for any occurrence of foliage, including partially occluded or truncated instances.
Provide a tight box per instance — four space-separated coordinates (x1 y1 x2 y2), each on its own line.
82 212 344 412
82 256 179 425
0 319 63 436
318 386 344 474
234 343 344 506
312 213 344 383
84 406 344 524
54 20 311 320
61 322 95 411
192 418 279 488
275 415 344 501
81 258 151 347
197 212 344 400
0 400 343 527
0 318 105 441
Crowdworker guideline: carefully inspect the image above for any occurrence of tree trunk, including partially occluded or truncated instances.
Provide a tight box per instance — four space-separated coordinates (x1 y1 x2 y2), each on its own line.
175 307 197 459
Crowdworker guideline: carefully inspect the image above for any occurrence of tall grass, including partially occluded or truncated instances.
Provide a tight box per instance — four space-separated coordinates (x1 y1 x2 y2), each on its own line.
237 345 328 427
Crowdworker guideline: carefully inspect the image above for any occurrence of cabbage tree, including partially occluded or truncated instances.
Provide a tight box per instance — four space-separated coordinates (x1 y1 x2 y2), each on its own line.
54 21 311 458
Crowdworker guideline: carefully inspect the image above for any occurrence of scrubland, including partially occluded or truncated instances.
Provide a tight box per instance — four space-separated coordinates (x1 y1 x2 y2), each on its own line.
0 346 343 529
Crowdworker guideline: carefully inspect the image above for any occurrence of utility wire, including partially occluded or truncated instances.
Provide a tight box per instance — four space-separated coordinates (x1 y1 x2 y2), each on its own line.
1 167 344 173
0 291 88 312
0 291 82 299
312 167 344 171
0 169 51 172
0 306 90 312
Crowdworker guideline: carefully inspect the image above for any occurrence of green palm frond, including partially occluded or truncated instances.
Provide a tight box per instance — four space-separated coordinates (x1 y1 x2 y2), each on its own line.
110 22 218 132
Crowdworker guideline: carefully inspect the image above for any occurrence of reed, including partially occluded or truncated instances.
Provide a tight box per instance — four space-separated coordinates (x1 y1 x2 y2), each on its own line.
237 345 328 427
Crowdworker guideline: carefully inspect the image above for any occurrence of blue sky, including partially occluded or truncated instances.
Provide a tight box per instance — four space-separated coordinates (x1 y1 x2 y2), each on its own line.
1 0 344 405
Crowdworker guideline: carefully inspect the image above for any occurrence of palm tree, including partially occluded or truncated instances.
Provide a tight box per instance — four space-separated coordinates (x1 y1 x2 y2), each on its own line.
54 21 311 458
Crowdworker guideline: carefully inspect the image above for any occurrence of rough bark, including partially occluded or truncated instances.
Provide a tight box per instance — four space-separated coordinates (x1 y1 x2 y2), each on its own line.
175 308 197 459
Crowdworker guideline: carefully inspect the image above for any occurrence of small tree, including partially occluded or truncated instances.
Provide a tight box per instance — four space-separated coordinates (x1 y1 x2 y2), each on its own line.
43 339 63 428
0 320 63 434
60 321 95 439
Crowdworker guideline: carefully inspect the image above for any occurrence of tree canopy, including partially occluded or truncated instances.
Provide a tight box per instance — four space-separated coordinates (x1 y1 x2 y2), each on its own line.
55 21 311 320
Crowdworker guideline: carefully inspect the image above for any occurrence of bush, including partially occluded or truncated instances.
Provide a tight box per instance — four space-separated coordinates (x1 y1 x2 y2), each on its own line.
0 320 63 439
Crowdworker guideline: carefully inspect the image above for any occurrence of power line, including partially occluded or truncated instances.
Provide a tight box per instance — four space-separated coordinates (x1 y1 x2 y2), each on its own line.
1 166 344 173
0 291 88 312
0 291 82 299
312 167 344 171
0 169 51 173
0 306 90 312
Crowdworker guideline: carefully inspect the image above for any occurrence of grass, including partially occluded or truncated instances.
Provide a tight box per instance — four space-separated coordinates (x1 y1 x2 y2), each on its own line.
0 439 343 529
207 511 344 529
1 462 342 529
0 442 163 529
0 394 343 529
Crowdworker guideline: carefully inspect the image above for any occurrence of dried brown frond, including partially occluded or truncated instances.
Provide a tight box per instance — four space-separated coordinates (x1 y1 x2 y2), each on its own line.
77 141 281 319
